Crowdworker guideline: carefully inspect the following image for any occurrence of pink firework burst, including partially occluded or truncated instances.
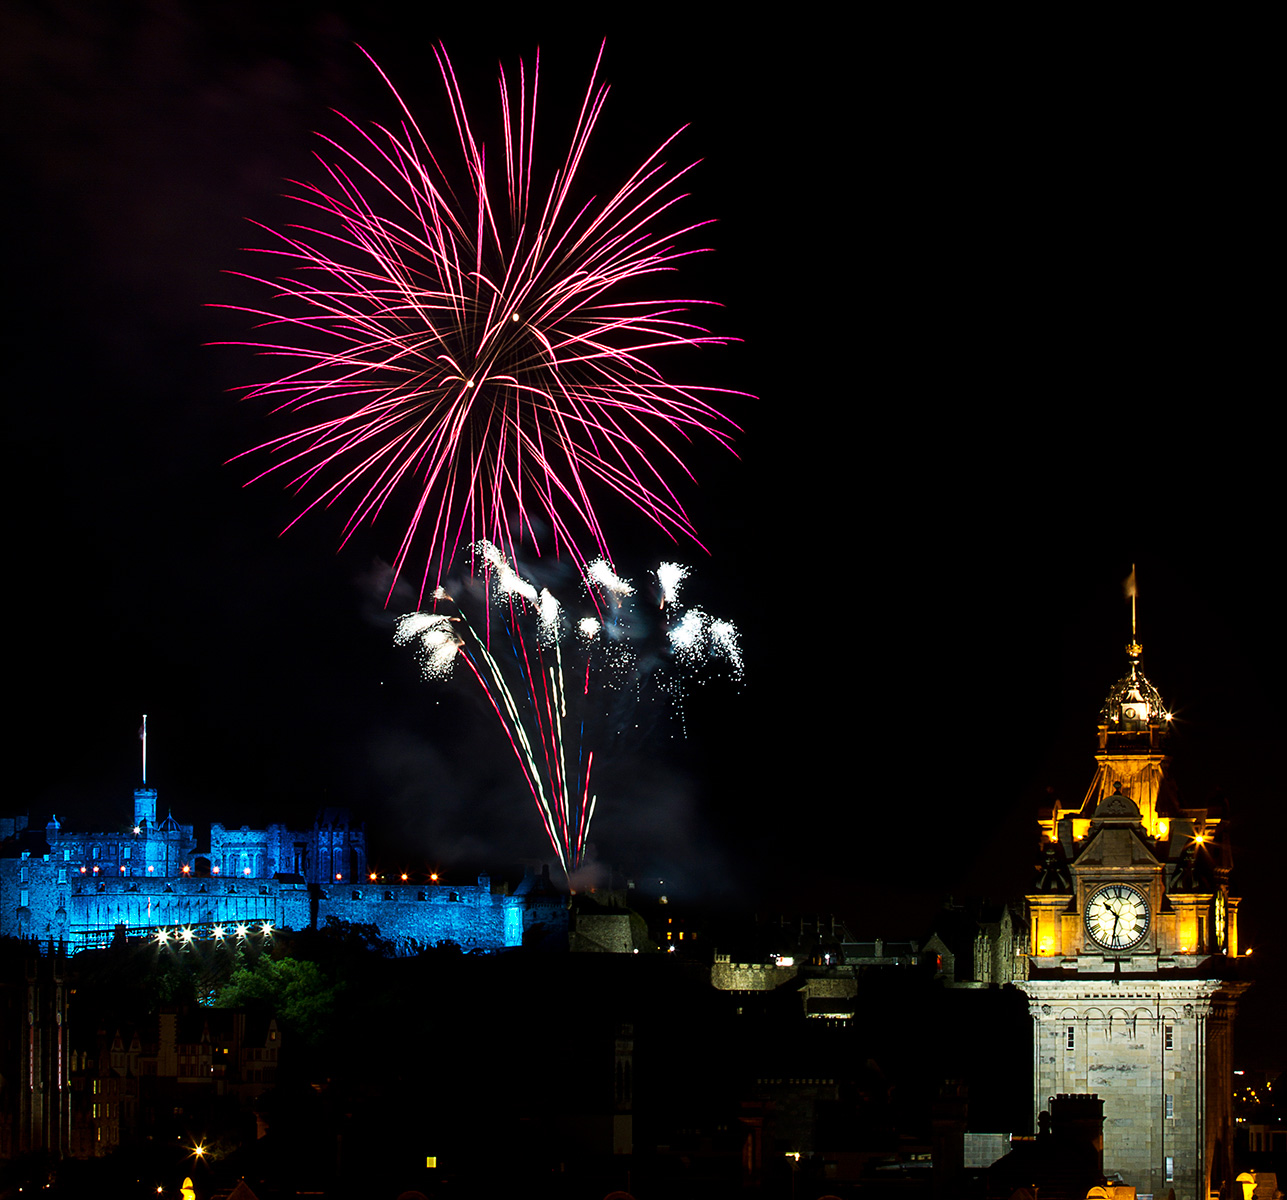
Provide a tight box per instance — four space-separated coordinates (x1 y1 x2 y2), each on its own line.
223 43 744 602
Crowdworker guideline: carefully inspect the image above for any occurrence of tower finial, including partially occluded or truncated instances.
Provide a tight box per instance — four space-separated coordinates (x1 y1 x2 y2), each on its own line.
1124 565 1142 659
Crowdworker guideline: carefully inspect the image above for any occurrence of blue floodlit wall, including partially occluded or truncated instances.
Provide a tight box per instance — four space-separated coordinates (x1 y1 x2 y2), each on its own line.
318 876 523 952
0 798 536 954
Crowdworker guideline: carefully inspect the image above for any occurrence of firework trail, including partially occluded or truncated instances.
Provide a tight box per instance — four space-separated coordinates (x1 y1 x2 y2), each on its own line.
223 43 745 602
394 543 740 877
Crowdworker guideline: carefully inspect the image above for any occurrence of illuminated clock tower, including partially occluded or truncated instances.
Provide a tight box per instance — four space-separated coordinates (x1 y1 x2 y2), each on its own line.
1016 611 1250 1199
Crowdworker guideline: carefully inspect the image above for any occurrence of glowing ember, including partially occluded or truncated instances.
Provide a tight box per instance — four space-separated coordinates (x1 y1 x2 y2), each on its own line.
657 561 690 606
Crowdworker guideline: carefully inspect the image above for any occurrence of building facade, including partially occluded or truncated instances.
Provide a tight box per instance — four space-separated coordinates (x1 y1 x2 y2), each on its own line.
0 943 72 1158
1013 633 1250 1199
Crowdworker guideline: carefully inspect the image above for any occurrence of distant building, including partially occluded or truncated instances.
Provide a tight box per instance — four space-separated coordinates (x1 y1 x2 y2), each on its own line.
0 941 71 1158
66 1001 282 1157
1 787 543 955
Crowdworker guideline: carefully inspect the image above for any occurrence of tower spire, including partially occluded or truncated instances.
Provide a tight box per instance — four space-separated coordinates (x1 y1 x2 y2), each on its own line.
1125 564 1141 659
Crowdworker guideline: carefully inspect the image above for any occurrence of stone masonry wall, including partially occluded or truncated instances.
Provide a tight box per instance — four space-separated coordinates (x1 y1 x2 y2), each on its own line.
710 961 799 991
316 877 522 950
1024 982 1215 1199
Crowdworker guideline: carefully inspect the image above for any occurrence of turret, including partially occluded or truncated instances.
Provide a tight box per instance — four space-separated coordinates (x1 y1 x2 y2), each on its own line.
134 787 157 830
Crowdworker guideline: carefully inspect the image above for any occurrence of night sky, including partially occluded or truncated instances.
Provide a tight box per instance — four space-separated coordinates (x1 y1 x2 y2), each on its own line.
5 7 1280 1059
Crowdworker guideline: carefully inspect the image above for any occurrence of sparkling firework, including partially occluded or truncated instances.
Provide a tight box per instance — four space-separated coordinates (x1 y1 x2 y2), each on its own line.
395 544 740 877
225 43 744 601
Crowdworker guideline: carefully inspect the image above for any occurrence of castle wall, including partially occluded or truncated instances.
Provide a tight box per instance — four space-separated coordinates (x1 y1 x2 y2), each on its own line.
316 877 522 951
61 876 303 945
710 960 799 991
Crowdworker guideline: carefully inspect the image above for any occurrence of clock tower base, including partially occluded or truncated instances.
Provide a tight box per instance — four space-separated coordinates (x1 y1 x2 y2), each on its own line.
1018 975 1249 1199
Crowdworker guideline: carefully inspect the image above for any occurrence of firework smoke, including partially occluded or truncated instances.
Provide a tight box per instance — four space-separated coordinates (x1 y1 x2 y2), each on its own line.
395 545 740 876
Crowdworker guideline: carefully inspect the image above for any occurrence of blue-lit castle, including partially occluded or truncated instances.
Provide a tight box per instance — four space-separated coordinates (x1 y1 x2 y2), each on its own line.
0 783 551 953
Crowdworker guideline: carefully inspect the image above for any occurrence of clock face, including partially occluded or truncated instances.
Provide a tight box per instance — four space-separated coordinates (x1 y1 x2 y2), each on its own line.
1085 883 1151 951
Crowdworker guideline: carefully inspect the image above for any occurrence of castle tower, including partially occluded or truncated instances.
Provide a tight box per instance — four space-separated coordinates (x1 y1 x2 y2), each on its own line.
1015 595 1250 1199
133 787 157 829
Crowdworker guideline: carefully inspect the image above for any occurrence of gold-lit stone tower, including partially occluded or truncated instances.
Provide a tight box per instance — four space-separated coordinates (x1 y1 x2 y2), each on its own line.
1015 587 1250 1199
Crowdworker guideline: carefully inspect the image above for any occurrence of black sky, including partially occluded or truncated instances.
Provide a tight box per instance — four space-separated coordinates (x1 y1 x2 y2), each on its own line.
4 5 1280 1059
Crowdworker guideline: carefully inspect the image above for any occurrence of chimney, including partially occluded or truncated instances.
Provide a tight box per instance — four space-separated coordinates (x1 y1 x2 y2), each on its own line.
1048 1092 1104 1177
